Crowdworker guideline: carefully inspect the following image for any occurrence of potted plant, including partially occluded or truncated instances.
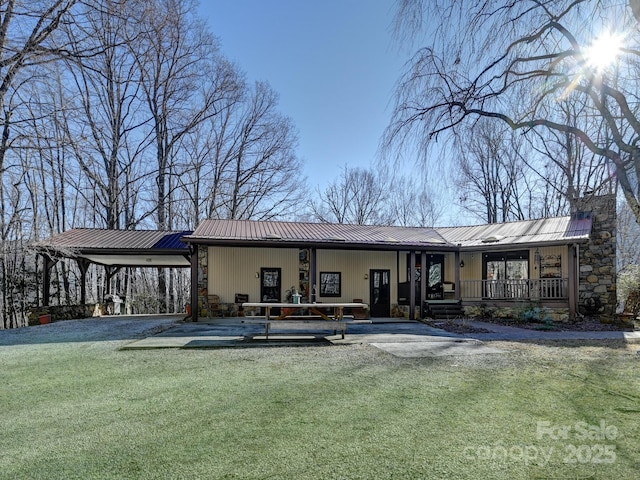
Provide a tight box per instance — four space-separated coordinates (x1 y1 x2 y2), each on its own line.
283 286 300 315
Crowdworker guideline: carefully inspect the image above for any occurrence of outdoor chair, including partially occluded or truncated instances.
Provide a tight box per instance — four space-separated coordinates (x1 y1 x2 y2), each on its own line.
233 293 249 316
207 294 223 317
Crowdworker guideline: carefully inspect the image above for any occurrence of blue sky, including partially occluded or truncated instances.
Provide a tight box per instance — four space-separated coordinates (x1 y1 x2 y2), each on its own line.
198 0 407 189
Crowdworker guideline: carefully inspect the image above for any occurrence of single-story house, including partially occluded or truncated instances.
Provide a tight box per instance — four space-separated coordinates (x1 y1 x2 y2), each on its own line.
35 193 616 323
183 194 617 322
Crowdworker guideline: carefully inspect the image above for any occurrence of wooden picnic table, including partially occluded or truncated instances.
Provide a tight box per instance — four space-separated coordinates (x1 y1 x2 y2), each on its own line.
241 302 368 339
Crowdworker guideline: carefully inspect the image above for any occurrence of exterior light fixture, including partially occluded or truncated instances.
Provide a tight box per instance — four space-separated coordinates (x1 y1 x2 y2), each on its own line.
459 260 465 268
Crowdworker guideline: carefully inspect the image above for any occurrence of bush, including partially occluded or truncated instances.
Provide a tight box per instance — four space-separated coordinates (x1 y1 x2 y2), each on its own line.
517 303 553 324
618 264 640 314
465 303 496 319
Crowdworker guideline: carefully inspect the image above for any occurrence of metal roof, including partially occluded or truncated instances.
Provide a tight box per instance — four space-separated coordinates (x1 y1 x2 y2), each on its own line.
34 229 192 267
185 219 454 250
35 213 593 266
436 215 592 249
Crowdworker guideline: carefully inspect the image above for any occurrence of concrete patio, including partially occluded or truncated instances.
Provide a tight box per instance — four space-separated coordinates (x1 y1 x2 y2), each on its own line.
120 316 640 357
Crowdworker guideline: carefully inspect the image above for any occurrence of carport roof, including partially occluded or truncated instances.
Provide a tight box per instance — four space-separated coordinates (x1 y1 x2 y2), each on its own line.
34 228 192 267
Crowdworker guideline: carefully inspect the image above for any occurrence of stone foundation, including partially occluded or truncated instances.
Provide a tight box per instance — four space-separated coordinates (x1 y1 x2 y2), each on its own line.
197 245 209 318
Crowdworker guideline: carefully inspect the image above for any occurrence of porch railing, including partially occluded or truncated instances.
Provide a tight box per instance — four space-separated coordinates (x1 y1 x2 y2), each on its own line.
460 278 568 301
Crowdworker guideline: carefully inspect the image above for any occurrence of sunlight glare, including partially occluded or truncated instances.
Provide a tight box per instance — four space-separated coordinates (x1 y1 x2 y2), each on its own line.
584 31 624 72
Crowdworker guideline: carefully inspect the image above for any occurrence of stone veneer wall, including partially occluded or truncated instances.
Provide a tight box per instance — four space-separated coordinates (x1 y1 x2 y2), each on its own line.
197 245 209 317
575 193 617 318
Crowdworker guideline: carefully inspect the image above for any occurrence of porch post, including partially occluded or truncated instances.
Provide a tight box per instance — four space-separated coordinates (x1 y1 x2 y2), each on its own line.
454 248 461 301
567 244 578 320
42 255 57 306
77 258 90 305
420 252 427 318
409 251 416 320
190 244 199 322
310 248 317 302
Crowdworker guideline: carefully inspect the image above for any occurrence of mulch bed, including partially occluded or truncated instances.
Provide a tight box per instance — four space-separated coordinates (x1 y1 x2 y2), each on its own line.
423 320 493 335
424 317 635 335
488 317 634 332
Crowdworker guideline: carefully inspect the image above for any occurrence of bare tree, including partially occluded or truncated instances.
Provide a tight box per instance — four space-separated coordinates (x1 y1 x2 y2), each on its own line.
385 175 443 227
186 79 306 222
385 0 640 220
309 165 390 225
129 0 240 230
0 0 79 328
59 0 148 230
453 121 530 223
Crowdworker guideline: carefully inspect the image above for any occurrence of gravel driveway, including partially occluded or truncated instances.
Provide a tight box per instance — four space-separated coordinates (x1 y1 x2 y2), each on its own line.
0 315 182 347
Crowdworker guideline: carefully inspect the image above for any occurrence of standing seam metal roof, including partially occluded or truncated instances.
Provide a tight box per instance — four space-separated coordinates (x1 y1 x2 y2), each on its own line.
435 216 592 247
186 219 450 247
35 229 192 251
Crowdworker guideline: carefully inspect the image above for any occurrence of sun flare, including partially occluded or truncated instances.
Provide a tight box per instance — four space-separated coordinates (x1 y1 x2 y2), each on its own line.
584 31 624 72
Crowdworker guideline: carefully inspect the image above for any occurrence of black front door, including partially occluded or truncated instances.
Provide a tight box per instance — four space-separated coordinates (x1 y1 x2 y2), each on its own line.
260 268 281 302
370 269 390 317
260 267 282 315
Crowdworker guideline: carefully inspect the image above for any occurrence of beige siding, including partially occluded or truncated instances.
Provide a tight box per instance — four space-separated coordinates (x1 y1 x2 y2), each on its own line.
458 246 569 281
535 245 568 278
460 252 482 281
208 246 299 303
207 245 570 305
443 252 456 282
316 250 397 303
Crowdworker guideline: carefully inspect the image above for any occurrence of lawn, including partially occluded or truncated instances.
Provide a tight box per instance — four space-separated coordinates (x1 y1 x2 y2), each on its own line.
0 326 639 479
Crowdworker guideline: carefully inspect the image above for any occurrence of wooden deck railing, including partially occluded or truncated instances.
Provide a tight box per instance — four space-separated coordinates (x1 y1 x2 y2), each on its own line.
460 278 568 301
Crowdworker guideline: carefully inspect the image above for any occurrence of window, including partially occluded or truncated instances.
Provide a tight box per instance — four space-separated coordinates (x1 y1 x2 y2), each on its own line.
483 251 529 299
319 272 341 297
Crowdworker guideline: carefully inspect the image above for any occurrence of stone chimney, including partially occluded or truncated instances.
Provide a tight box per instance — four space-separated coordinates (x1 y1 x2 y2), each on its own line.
573 193 617 318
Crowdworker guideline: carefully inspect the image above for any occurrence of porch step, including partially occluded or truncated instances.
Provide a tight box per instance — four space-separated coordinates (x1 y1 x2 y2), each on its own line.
423 300 464 320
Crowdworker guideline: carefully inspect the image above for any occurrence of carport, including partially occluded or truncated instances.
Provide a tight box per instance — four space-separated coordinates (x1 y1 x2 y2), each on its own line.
34 229 192 306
